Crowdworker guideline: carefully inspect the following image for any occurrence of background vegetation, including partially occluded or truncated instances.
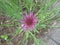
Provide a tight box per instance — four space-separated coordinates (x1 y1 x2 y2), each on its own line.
0 0 60 45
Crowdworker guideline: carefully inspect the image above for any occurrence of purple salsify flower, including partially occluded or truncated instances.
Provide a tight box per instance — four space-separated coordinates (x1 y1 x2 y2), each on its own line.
18 12 38 31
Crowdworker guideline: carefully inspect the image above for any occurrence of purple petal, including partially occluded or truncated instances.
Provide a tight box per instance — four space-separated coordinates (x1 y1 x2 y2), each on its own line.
33 19 38 23
23 14 29 20
22 24 28 30
30 12 34 17
30 25 34 29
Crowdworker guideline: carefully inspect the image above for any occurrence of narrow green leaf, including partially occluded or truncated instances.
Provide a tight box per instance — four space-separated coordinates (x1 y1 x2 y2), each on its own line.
1 35 8 40
29 32 40 45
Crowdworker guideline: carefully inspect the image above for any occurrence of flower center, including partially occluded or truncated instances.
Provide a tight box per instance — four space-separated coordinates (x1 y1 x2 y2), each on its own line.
25 18 33 26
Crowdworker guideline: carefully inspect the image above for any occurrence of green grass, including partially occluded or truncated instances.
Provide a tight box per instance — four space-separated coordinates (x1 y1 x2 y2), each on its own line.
0 0 60 45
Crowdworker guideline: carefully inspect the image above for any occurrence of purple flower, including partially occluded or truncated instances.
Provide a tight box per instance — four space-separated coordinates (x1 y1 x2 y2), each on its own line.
18 12 37 31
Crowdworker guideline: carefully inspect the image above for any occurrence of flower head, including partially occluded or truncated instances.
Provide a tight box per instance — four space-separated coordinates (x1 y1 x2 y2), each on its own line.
18 12 37 31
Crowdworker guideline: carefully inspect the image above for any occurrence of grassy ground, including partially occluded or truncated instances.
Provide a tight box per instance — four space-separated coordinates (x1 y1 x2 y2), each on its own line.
0 0 60 45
